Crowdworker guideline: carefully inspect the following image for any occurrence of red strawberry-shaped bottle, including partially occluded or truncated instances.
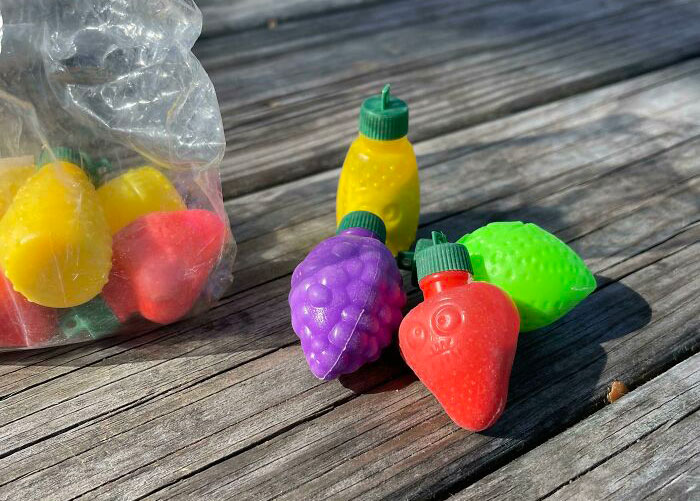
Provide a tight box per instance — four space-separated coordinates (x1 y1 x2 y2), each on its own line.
399 232 519 431
60 209 227 339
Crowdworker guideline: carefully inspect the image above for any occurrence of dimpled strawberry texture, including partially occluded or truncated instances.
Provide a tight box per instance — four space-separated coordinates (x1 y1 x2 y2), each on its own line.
459 222 596 332
289 232 406 380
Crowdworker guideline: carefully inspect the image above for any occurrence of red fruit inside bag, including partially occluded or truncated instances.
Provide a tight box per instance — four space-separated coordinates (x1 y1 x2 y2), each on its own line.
0 271 57 348
103 210 227 324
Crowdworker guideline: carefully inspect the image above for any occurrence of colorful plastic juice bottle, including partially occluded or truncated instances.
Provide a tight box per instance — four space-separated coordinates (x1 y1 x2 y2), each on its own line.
458 222 596 331
0 155 35 217
399 232 520 431
336 84 419 256
0 148 112 308
60 209 227 339
0 270 57 348
289 211 406 380
97 166 186 234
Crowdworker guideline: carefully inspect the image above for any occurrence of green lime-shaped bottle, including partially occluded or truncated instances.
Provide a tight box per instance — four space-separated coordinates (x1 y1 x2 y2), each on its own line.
457 222 595 331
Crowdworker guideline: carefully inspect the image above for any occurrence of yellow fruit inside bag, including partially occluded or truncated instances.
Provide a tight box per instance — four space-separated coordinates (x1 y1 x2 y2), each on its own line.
0 149 112 308
97 166 185 234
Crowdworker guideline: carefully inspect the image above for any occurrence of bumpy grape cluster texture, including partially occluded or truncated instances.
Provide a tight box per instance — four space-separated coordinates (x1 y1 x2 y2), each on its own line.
289 233 406 380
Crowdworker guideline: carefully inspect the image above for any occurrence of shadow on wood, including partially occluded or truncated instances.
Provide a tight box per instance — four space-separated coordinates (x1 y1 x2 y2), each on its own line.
484 275 652 439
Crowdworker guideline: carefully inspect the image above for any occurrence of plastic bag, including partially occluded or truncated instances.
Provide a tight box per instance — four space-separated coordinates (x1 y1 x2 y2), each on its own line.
0 0 235 350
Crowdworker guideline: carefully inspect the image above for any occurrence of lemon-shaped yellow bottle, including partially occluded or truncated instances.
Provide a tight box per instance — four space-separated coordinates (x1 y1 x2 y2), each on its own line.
336 85 419 255
97 166 185 234
0 148 112 308
0 155 35 217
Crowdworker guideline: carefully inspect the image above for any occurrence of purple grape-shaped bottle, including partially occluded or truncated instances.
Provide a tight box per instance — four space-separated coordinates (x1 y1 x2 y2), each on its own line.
289 211 406 380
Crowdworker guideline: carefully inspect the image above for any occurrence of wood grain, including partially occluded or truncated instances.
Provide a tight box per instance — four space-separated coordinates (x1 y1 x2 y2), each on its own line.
0 59 698 499
198 0 388 37
454 353 700 500
197 0 700 197
139 234 700 501
0 2 699 498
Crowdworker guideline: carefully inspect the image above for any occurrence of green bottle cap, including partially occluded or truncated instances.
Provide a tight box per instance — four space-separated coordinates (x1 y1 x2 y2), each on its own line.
359 84 409 141
337 210 387 243
88 157 113 186
59 297 122 340
416 231 472 282
36 147 104 185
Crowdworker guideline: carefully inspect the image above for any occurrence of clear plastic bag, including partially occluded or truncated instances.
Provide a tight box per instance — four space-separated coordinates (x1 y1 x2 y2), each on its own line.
0 0 235 349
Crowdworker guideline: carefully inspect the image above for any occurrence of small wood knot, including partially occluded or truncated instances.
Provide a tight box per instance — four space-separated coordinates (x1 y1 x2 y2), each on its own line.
607 380 629 403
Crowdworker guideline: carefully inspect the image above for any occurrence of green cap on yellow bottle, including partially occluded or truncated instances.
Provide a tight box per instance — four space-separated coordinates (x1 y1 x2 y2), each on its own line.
337 210 387 243
359 84 409 141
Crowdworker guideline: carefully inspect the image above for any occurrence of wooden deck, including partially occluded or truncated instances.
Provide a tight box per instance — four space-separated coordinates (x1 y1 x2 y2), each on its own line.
1 0 699 499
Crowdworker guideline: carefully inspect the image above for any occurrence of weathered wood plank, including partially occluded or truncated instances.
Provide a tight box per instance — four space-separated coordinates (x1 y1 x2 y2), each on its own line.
548 414 699 500
0 54 692 409
0 57 696 417
140 235 700 500
0 228 696 500
198 0 387 38
0 59 696 405
1 123 697 499
453 352 700 500
0 58 699 499
197 0 700 197
228 60 700 292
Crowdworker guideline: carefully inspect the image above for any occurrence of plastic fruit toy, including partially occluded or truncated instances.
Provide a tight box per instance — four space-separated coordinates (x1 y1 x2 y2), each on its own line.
60 209 227 339
289 211 406 380
458 222 596 331
399 232 519 431
336 84 419 256
97 166 186 234
0 147 112 308
0 270 57 348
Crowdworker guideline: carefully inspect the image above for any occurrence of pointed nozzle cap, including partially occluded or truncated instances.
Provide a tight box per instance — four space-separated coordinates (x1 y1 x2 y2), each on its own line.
359 84 409 140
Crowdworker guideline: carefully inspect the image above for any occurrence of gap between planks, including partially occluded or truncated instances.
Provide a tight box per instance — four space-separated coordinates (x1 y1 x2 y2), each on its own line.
452 353 700 500
1 146 696 498
0 55 696 500
2 57 700 404
198 0 700 197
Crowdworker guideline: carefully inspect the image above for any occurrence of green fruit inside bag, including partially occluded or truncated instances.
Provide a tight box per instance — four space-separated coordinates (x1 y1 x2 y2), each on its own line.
458 222 596 332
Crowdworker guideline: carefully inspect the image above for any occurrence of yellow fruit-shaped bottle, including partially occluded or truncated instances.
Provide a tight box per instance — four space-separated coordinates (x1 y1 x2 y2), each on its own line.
336 85 419 255
97 166 186 234
0 148 112 308
0 155 35 217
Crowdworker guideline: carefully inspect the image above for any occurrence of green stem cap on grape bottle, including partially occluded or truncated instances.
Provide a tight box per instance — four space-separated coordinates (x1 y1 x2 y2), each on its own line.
415 231 472 282
337 210 387 243
359 84 409 141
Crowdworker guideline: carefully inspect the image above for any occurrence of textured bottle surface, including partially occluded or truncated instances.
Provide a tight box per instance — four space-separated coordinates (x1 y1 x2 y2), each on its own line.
336 134 419 256
289 228 406 380
97 166 186 234
399 270 519 431
458 222 596 331
0 161 112 308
